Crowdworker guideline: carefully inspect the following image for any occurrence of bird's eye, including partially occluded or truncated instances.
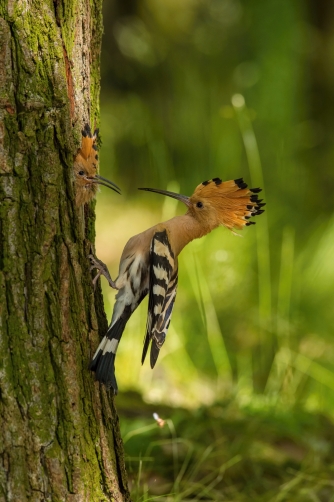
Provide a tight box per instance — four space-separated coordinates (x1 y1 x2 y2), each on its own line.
78 170 85 176
196 201 203 208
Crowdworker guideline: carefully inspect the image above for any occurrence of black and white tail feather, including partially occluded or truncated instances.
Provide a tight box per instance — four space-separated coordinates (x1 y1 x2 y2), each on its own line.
89 254 148 393
142 230 178 368
89 312 130 392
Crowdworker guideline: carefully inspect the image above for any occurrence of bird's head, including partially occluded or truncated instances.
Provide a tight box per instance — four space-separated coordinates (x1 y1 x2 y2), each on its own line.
74 124 120 205
139 177 265 231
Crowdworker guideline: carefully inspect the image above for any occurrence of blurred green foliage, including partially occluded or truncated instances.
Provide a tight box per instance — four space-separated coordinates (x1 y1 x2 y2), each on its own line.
95 0 334 497
116 391 334 501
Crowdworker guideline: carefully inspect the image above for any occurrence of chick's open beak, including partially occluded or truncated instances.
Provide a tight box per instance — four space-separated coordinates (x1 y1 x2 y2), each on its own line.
89 175 121 194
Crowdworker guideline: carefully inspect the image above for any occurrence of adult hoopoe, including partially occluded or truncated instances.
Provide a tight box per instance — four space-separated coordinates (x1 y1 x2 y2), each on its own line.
89 177 265 393
74 123 121 205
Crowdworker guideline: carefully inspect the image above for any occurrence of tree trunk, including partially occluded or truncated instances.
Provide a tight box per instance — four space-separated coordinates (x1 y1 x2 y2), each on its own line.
0 1 130 501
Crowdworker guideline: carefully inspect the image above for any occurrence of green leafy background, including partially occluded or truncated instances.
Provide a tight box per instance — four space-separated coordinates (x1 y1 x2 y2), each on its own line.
95 1 334 499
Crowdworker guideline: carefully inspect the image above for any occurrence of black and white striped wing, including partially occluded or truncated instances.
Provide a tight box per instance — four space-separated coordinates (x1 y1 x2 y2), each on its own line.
141 230 178 369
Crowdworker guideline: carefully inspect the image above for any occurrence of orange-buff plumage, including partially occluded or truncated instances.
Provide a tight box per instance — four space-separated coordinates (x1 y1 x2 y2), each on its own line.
89 177 265 392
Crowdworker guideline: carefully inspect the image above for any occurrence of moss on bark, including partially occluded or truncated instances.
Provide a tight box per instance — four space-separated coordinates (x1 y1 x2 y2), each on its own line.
0 2 130 501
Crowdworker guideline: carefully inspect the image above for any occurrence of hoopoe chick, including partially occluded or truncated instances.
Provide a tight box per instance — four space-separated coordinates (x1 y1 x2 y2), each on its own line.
89 177 265 393
74 123 120 205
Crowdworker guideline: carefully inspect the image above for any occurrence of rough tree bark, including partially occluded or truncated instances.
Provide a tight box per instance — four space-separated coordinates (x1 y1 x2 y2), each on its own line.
0 1 130 500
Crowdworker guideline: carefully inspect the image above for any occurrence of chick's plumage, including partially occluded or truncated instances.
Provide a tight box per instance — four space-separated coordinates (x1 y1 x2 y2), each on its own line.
74 124 120 205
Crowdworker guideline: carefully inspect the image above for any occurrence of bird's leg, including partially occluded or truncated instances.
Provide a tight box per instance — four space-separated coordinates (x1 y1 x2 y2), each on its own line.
88 254 118 290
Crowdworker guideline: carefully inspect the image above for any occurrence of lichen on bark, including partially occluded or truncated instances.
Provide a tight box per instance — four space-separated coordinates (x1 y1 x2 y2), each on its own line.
0 1 130 501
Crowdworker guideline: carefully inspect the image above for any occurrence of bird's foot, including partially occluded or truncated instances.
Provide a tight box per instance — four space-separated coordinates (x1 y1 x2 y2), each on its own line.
88 254 118 290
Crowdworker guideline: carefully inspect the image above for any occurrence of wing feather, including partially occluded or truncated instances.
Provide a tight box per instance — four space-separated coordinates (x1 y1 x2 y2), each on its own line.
142 230 178 368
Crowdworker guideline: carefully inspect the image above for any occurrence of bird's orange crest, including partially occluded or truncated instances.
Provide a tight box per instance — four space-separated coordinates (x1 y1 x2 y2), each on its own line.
190 177 265 231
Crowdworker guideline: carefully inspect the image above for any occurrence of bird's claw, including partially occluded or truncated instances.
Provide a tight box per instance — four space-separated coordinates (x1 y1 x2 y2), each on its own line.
88 254 118 290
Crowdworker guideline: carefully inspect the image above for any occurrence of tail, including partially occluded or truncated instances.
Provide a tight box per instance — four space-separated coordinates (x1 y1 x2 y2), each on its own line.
89 315 128 394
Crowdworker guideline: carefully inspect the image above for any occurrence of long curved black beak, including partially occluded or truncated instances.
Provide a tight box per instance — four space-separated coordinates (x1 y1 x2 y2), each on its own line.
90 175 121 194
138 187 190 207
